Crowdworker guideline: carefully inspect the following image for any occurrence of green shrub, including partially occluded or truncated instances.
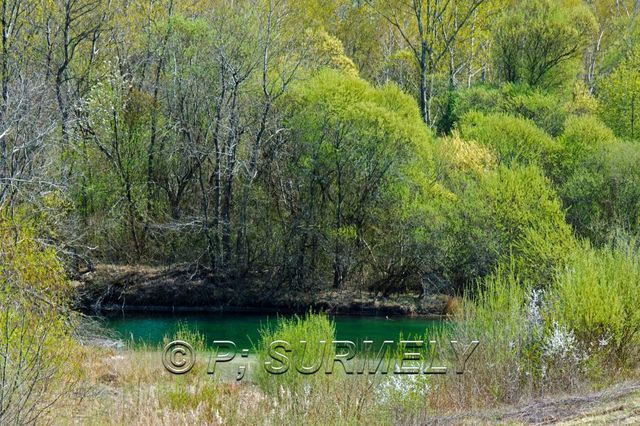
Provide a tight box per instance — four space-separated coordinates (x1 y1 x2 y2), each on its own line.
460 269 541 402
567 81 599 116
597 51 640 141
460 265 589 402
484 165 576 284
560 115 615 155
464 268 530 343
559 140 640 244
449 84 568 136
449 85 501 120
502 86 568 136
484 165 572 279
427 163 575 291
550 244 640 367
556 115 615 181
457 111 560 177
0 211 80 424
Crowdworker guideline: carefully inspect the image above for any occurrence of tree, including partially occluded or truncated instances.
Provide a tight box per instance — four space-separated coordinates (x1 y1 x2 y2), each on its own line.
269 70 435 289
0 0 57 206
365 0 489 126
492 0 596 89
597 50 640 140
584 0 640 90
39 0 107 150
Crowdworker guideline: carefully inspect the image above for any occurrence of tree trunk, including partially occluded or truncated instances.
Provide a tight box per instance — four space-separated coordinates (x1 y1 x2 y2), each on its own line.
419 41 430 125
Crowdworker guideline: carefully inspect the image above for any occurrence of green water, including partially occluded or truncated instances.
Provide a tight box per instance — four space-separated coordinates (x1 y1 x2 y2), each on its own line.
102 312 445 349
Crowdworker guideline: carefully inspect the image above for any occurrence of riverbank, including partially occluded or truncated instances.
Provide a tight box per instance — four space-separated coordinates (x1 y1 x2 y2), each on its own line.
74 264 450 317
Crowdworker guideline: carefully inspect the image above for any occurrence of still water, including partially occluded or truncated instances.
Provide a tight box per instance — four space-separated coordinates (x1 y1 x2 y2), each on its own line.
102 312 445 348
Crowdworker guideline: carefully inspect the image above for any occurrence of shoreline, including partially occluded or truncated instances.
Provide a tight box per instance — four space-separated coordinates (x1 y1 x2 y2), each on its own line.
73 264 451 318
85 303 446 319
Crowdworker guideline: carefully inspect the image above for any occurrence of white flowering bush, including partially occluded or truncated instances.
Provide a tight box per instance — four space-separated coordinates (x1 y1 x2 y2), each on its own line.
461 269 591 402
375 374 431 418
539 321 589 392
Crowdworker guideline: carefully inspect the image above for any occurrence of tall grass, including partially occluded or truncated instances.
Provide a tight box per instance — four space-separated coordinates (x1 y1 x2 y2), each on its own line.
253 311 336 396
163 320 207 352
447 243 640 406
550 243 640 369
455 268 542 403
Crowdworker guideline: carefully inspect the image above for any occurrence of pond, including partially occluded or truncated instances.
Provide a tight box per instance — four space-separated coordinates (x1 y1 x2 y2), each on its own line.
101 312 446 349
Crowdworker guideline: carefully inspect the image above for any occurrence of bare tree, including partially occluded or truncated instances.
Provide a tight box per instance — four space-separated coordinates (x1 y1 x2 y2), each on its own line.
42 0 106 157
366 0 488 125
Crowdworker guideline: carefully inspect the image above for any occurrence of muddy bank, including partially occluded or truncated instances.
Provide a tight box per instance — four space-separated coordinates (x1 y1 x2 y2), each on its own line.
73 264 449 317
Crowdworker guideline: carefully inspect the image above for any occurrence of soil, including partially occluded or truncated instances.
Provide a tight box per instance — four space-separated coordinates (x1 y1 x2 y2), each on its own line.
73 263 449 317
427 381 640 425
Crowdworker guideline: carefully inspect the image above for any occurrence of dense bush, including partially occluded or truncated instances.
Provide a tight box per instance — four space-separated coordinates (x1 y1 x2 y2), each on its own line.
559 140 640 244
457 112 560 178
0 211 80 424
558 115 615 171
597 51 640 141
481 166 576 284
550 244 640 367
445 84 568 136
424 161 575 291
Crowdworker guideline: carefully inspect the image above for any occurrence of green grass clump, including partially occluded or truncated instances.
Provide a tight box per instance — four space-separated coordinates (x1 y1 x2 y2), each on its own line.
163 321 207 352
254 312 336 396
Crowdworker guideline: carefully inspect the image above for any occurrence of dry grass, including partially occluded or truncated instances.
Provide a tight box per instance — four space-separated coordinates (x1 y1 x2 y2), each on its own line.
51 347 391 425
45 345 640 425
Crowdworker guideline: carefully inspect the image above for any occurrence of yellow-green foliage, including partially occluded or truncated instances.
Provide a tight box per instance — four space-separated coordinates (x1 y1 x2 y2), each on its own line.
464 268 529 340
420 162 574 291
0 210 79 423
483 165 576 284
560 115 615 156
597 48 640 141
306 28 359 77
458 111 560 177
0 210 69 300
550 244 640 364
437 131 497 176
567 81 599 116
557 114 616 182
451 84 569 136
159 379 219 412
254 312 336 396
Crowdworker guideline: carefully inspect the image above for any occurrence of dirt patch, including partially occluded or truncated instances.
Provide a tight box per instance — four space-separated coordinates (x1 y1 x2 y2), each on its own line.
73 264 448 317
427 381 640 425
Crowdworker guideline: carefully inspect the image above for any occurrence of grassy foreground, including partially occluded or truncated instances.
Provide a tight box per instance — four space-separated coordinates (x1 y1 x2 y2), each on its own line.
45 342 640 425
